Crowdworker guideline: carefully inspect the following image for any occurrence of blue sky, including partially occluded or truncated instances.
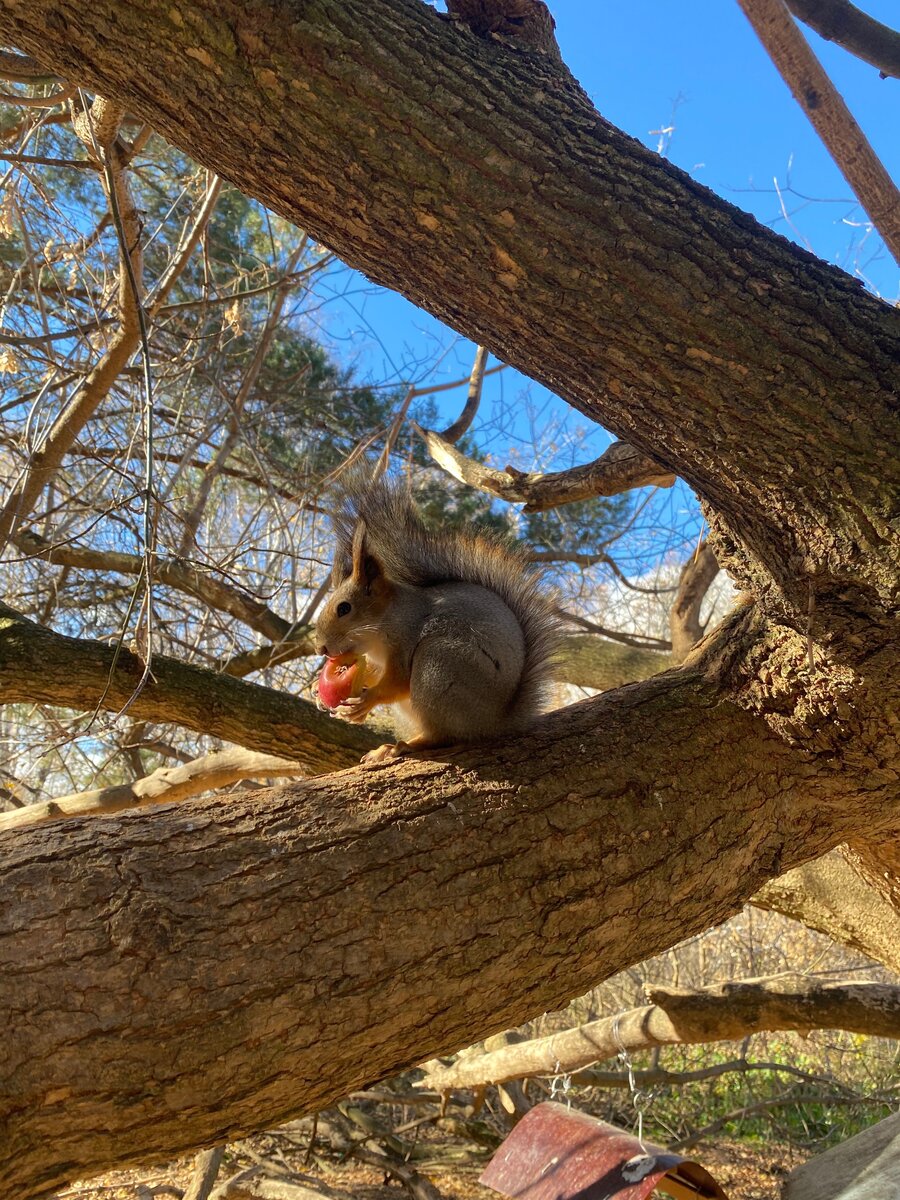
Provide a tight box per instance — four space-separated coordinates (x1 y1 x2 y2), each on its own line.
313 0 897 481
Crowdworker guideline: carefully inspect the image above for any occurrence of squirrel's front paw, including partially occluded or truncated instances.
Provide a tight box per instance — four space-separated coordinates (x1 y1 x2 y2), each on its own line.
360 742 405 767
333 691 370 723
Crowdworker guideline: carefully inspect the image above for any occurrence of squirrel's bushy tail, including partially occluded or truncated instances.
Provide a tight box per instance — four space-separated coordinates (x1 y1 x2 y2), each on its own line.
330 476 560 728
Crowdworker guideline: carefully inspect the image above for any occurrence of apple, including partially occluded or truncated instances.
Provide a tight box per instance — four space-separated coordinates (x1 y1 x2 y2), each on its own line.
317 655 362 710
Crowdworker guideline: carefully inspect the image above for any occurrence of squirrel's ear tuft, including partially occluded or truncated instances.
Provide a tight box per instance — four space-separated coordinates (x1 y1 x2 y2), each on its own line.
350 519 382 589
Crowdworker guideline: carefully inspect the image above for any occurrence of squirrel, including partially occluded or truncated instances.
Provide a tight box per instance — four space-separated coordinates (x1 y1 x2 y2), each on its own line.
314 477 560 765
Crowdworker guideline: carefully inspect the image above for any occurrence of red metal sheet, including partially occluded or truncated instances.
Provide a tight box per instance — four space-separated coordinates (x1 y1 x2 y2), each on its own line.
479 1101 728 1200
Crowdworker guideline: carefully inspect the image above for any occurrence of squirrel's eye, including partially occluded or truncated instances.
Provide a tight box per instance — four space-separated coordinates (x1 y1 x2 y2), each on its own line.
336 601 352 618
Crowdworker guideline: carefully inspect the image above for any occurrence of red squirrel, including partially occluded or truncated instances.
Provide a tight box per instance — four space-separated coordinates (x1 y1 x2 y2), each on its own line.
315 478 559 764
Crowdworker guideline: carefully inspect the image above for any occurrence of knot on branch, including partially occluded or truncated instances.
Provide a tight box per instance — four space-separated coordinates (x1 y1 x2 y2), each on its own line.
445 0 561 59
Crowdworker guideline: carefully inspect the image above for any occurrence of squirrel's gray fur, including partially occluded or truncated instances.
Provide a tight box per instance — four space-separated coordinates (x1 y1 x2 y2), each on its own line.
321 475 560 751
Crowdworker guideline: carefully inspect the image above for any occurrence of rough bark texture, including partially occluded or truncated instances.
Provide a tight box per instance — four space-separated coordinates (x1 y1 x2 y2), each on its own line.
2 607 898 1197
0 602 376 769
1 0 897 649
754 848 900 973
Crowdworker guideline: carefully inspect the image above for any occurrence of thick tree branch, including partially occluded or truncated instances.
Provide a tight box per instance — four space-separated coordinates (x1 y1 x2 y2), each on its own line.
1 607 897 1195
419 975 900 1089
738 0 900 262
0 601 375 768
785 0 900 79
753 848 900 973
2 0 896 643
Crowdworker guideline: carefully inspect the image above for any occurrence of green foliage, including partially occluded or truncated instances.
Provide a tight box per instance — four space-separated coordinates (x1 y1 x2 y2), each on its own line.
583 1036 900 1152
524 494 631 553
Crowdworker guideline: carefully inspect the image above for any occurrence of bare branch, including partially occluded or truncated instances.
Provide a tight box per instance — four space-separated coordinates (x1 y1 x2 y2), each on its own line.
0 600 376 768
669 540 720 664
560 609 671 651
738 0 900 264
0 49 62 83
0 748 312 832
0 120 221 546
439 345 488 443
176 238 300 554
419 975 900 1089
13 530 299 644
785 0 900 79
0 84 73 107
416 425 675 511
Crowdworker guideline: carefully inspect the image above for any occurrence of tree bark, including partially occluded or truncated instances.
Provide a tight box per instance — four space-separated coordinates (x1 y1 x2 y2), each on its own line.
786 0 900 80
1 608 897 1197
0 601 376 769
753 848 900 973
1 0 897 648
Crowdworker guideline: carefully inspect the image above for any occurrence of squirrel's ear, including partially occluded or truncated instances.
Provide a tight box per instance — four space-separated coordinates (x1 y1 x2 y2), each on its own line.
351 519 385 590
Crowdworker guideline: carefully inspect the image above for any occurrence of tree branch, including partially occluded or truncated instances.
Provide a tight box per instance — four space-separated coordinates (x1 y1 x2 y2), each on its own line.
0 155 221 546
738 0 900 262
13 530 302 645
419 975 900 1089
0 748 311 832
1 607 897 1195
3 0 895 639
669 540 720 664
438 344 488 443
0 48 61 83
416 426 675 509
785 0 900 79
0 601 375 769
